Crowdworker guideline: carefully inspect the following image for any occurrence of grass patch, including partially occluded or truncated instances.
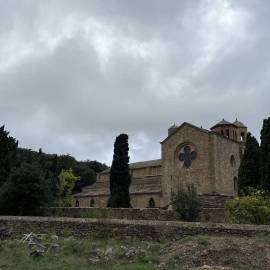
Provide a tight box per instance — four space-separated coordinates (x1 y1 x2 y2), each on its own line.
0 235 161 270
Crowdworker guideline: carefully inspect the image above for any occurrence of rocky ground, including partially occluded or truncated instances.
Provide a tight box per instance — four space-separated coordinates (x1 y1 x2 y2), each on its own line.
0 229 270 269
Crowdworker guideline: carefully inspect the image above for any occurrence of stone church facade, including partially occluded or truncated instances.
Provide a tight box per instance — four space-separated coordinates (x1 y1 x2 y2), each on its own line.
75 119 247 208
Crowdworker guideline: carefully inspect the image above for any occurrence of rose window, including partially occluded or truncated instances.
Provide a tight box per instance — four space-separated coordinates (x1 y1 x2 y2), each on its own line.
178 145 197 168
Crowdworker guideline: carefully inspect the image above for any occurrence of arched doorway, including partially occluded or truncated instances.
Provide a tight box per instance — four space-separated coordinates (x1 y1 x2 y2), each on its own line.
148 198 155 208
90 199 95 207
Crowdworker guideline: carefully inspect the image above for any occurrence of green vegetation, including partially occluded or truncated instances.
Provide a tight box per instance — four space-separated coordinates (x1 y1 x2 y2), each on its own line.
0 125 18 186
59 169 79 207
238 117 270 194
0 162 55 215
0 234 269 270
238 133 260 194
0 236 161 270
0 125 107 216
234 117 270 224
108 134 132 208
260 117 270 191
225 190 270 224
172 184 201 222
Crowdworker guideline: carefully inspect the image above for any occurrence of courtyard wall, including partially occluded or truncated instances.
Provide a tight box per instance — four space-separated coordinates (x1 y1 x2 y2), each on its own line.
0 216 269 240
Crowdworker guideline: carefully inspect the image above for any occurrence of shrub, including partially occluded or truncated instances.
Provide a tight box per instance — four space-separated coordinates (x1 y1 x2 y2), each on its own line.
0 162 54 215
225 190 270 224
172 184 201 222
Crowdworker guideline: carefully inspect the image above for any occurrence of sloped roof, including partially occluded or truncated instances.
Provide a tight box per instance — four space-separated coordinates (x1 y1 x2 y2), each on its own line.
233 119 246 128
161 122 210 144
74 176 161 198
100 159 161 174
210 119 235 130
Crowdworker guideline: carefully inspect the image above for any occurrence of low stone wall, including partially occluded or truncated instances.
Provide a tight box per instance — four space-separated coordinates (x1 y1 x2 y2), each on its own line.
45 207 227 223
0 216 269 240
46 207 176 220
198 195 232 208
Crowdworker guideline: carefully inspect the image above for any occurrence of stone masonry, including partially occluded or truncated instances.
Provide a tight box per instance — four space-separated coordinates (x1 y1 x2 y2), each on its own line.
75 119 247 209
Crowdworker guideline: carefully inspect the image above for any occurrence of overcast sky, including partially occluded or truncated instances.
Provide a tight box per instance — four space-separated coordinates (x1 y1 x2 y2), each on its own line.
0 0 269 165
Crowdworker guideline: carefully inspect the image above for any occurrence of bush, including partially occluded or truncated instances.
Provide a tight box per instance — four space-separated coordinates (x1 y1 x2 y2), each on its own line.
172 184 201 222
225 190 270 224
0 162 55 216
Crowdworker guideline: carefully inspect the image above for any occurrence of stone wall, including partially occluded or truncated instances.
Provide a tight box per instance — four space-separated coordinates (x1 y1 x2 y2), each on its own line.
76 194 161 209
1 216 269 240
161 123 241 207
46 207 176 220
97 166 162 183
45 207 226 223
211 134 240 196
161 124 214 206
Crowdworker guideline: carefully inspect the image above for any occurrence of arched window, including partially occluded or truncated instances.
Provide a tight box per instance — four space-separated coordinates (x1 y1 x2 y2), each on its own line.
221 130 224 136
234 177 238 195
230 155 236 167
148 198 155 208
90 199 95 207
75 200 79 207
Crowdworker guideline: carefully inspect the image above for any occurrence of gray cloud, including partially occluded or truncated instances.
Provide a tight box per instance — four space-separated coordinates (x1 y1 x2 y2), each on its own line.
0 0 269 164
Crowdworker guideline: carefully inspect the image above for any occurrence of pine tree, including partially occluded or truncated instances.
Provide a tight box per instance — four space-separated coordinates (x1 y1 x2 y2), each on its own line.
260 117 270 191
108 134 131 208
0 126 18 186
238 132 260 193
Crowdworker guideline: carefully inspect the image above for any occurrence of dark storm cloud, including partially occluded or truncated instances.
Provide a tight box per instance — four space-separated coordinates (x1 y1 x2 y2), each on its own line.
0 0 269 164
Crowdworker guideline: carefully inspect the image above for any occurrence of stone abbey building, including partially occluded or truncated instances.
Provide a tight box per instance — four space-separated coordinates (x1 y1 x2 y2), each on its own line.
75 119 247 208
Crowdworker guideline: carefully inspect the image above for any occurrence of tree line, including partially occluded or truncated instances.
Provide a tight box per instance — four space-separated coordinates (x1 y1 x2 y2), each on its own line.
0 125 107 215
238 117 270 193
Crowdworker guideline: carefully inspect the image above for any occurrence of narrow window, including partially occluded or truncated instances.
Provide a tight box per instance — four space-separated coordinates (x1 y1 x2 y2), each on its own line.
90 199 95 207
240 132 245 141
75 200 79 207
230 155 236 167
226 129 229 138
148 198 155 208
221 130 224 136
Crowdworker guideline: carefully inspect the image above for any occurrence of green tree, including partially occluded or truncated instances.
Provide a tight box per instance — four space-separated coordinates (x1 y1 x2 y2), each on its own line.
0 126 18 186
0 162 54 215
108 134 131 208
172 184 201 222
238 132 260 193
260 117 270 191
87 160 108 173
73 163 96 193
59 169 79 206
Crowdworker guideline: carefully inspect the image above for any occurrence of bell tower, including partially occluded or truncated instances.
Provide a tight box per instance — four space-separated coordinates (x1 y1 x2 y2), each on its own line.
210 119 247 143
233 119 247 142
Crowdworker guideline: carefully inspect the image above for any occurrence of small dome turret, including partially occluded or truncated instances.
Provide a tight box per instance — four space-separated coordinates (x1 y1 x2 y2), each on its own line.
233 119 246 128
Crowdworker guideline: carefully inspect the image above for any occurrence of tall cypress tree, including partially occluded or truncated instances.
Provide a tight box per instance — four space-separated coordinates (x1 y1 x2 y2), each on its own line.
0 126 18 186
238 132 260 193
260 117 270 191
107 134 131 208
